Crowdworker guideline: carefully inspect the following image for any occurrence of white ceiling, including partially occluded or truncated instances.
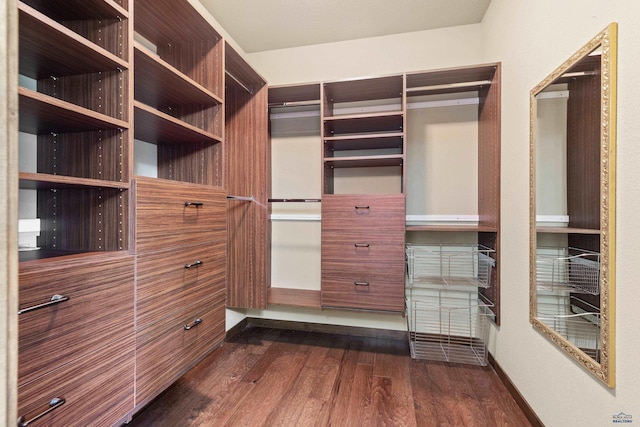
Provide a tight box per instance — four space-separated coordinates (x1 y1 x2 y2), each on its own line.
198 0 492 53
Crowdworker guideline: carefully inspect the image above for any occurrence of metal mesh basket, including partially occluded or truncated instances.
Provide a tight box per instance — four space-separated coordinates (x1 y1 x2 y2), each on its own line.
407 290 494 366
536 247 600 295
406 244 495 288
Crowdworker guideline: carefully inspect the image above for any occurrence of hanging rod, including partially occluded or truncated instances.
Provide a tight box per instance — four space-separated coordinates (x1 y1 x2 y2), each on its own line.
268 100 321 108
227 195 254 201
225 70 253 94
268 198 321 203
406 80 492 93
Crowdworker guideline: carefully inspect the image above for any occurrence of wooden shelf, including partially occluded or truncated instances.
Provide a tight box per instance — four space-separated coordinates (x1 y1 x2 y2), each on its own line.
536 227 601 235
324 154 403 168
324 75 403 104
19 87 128 134
134 0 221 44
406 64 497 96
19 2 128 79
134 43 222 109
324 112 404 136
134 101 222 145
324 132 403 152
19 172 129 190
269 83 320 106
21 0 128 21
406 225 497 232
267 287 321 309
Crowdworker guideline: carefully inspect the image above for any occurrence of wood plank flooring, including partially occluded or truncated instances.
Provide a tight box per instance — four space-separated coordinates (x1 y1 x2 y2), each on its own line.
127 326 532 427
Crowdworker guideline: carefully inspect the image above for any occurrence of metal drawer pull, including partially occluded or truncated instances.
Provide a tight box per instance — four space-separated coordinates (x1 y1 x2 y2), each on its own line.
354 281 370 286
17 397 65 426
354 205 370 210
184 318 202 330
354 243 370 248
184 260 203 269
18 294 69 315
184 201 204 207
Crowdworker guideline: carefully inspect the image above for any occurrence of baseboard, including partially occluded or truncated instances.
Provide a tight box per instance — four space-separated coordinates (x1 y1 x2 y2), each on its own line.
225 317 249 341
245 317 407 341
488 353 545 427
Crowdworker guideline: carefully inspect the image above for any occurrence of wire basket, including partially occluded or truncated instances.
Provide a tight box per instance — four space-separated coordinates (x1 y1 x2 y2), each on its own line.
536 247 600 295
406 244 495 288
406 290 494 366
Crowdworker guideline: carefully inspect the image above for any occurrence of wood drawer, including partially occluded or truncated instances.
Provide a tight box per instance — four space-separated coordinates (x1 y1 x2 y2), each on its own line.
131 177 227 253
321 194 405 232
136 241 226 331
17 337 134 427
321 233 405 265
321 272 405 312
136 290 226 407
18 252 134 385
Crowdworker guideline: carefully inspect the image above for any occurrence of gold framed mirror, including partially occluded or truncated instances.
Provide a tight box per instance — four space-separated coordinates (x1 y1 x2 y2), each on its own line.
529 23 617 387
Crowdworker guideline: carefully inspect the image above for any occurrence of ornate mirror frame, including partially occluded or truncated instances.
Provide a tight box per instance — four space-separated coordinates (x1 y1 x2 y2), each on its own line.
529 23 617 387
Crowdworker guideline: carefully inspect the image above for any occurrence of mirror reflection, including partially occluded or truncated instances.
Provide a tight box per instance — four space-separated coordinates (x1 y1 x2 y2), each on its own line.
530 24 616 387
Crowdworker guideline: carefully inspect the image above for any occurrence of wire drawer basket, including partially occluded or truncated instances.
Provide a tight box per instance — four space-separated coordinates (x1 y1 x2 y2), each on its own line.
407 291 494 366
536 247 600 295
406 244 495 288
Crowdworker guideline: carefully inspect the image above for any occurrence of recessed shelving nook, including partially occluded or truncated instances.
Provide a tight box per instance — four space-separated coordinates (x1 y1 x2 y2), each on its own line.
18 0 131 261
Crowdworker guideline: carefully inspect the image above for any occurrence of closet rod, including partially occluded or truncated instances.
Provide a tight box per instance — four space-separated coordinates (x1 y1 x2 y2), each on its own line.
227 195 254 201
268 100 321 108
406 79 492 93
268 198 321 203
225 70 253 94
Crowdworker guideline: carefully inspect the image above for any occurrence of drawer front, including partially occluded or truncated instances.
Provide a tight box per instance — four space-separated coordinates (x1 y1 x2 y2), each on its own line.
322 232 405 265
18 337 134 427
132 177 227 253
18 253 134 385
322 194 405 232
136 241 226 331
321 272 405 312
136 290 226 406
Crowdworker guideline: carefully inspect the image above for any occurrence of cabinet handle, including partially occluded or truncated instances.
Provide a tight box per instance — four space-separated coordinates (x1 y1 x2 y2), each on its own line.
17 397 65 427
18 295 69 315
184 318 202 330
354 205 370 210
184 201 204 207
354 281 370 287
184 260 203 269
354 243 370 248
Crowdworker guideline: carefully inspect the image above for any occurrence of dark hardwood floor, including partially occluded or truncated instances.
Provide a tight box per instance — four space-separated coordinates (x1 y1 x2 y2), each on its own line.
127 326 532 427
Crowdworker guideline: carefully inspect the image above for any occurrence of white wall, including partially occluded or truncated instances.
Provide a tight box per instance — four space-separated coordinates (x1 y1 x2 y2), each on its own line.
482 1 640 426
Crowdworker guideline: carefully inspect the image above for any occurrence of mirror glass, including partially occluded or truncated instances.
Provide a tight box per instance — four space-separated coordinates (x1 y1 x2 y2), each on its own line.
530 23 617 387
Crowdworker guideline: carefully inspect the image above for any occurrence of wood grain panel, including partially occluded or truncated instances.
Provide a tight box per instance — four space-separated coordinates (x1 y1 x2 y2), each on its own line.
477 63 501 324
38 69 127 121
156 138 224 186
225 54 270 309
130 177 226 253
17 336 134 427
158 39 223 97
321 233 405 265
135 291 225 407
136 241 225 331
321 271 405 312
64 15 128 60
36 187 128 252
37 129 127 182
567 66 601 230
323 75 403 106
18 252 134 385
321 194 405 231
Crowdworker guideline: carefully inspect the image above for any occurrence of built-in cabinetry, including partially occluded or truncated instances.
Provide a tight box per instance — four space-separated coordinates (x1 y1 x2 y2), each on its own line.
16 0 238 424
17 0 134 424
267 64 501 319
